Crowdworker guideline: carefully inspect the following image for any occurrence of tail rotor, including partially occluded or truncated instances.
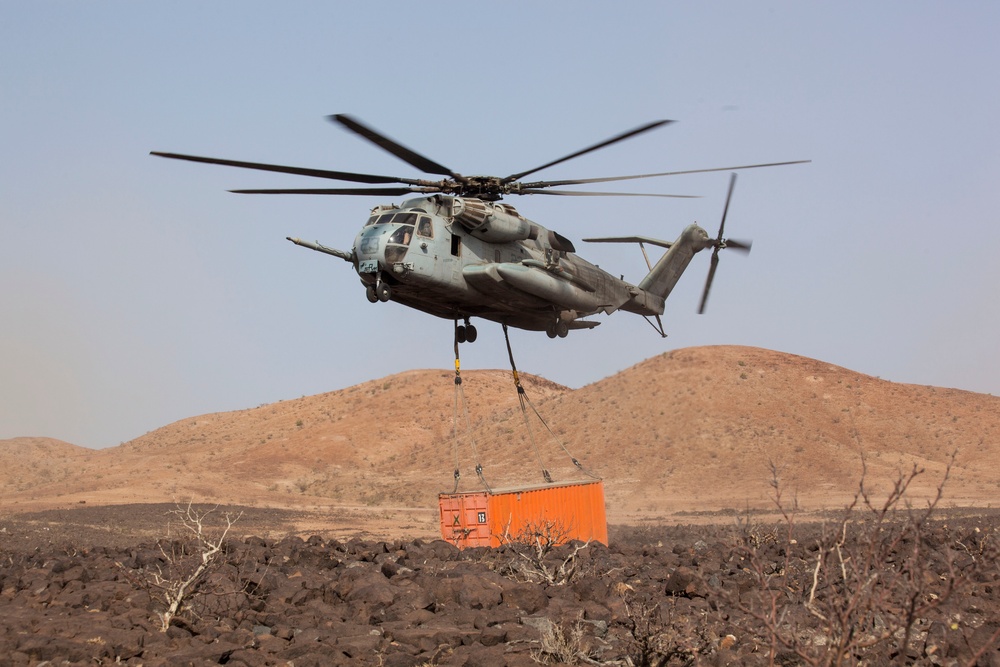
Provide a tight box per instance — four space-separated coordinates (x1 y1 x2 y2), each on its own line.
698 173 752 314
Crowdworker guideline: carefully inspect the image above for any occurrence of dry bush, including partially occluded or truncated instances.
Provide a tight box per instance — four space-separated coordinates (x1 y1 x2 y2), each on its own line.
617 585 713 667
492 519 591 585
723 453 1000 666
118 502 246 631
530 615 608 665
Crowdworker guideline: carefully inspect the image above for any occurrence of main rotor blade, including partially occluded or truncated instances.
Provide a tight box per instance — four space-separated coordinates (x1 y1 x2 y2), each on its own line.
329 114 462 180
230 187 435 196
520 159 810 189
503 120 674 183
519 188 698 198
698 249 721 314
150 151 410 185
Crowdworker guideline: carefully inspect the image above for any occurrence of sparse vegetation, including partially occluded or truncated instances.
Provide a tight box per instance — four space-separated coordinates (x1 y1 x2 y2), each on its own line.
491 519 591 586
617 587 710 666
530 615 606 665
718 453 1000 666
119 502 244 632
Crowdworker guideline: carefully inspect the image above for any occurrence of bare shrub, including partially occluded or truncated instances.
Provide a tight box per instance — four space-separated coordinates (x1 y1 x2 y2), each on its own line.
492 519 590 585
530 615 607 665
724 452 1000 666
616 585 712 666
119 502 244 631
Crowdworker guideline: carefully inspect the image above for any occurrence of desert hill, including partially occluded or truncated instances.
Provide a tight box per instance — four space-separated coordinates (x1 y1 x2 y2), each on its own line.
2 346 998 538
0 437 93 495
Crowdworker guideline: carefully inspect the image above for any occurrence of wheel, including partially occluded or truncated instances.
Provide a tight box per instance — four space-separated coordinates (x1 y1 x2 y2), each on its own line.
465 325 478 343
556 321 569 338
365 285 378 303
546 323 557 338
456 325 467 344
377 282 391 302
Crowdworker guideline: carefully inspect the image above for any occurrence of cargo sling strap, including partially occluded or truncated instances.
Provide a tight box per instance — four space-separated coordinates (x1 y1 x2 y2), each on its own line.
451 321 492 494
502 324 601 482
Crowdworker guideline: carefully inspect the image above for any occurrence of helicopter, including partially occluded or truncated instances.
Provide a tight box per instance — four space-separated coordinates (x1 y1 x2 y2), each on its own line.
152 115 807 342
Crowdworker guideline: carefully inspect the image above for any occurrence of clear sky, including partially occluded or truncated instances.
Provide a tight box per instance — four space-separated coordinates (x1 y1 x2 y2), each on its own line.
2 2 998 449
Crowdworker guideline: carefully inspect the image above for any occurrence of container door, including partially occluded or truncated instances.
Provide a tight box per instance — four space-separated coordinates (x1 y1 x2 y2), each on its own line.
439 493 492 548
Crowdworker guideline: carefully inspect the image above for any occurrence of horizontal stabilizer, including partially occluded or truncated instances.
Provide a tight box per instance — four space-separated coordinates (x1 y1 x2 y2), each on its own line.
582 235 673 249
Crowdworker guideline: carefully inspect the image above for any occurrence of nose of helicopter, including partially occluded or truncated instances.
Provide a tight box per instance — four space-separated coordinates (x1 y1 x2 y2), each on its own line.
356 227 382 258
355 222 414 268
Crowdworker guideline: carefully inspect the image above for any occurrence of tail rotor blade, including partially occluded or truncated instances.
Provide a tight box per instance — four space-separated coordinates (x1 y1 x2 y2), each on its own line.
699 248 720 314
716 173 737 242
700 174 742 314
724 238 752 253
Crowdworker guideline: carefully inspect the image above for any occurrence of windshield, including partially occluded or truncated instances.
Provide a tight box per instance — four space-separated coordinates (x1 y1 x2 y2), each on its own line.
367 211 420 228
388 225 414 246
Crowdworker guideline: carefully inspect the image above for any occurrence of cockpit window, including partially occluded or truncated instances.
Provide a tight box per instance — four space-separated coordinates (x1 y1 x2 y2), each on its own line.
416 216 433 238
365 215 379 227
388 225 414 246
376 213 395 225
393 212 418 226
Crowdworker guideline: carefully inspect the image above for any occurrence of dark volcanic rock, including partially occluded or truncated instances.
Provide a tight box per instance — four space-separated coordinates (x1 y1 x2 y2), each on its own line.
1 509 999 665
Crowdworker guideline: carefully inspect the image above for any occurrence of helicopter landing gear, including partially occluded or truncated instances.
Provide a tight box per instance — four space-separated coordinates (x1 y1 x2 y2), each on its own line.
366 283 392 303
455 318 478 344
545 320 569 338
366 274 392 304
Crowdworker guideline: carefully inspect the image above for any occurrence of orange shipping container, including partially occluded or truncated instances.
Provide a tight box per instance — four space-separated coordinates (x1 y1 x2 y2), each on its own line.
439 480 608 549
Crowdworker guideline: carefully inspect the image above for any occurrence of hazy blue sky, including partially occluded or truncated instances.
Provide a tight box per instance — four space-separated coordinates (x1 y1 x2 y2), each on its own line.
2 2 998 449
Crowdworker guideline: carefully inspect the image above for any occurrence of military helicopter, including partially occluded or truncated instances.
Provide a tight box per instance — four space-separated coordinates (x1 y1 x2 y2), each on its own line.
152 115 807 342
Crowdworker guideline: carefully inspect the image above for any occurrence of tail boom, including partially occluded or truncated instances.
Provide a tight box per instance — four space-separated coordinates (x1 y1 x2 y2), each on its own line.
634 223 710 302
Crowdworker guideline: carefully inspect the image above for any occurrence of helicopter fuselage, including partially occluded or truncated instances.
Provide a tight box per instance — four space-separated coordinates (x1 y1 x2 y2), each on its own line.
341 194 708 336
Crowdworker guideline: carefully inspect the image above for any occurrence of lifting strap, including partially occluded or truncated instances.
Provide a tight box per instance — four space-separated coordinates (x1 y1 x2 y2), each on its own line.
451 321 491 494
502 323 601 482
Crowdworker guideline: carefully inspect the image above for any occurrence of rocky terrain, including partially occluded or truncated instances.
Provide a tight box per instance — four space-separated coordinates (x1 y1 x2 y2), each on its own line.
1 501 999 666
